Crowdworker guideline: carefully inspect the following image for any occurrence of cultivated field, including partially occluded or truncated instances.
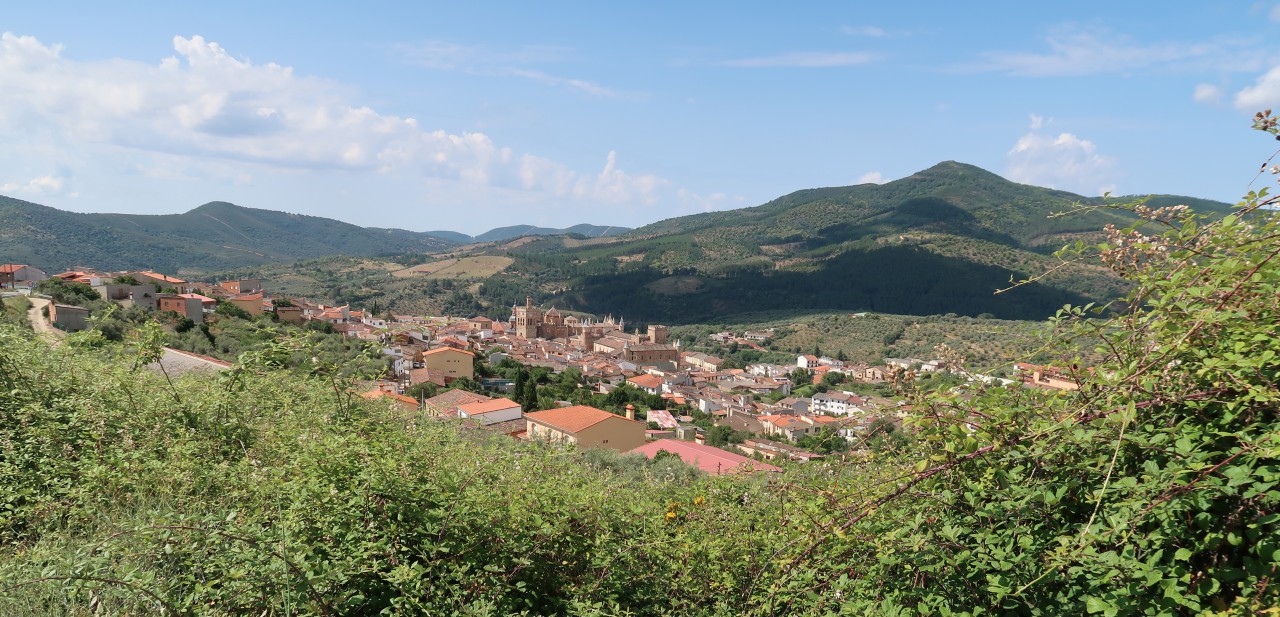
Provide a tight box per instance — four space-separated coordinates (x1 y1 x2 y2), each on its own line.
391 256 514 279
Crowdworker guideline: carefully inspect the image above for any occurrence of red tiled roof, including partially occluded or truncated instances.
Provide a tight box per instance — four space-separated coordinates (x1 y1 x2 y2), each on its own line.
138 271 187 284
0 264 25 274
631 439 780 475
423 346 474 357
458 397 521 416
526 405 638 434
360 390 420 407
627 374 663 389
423 389 492 408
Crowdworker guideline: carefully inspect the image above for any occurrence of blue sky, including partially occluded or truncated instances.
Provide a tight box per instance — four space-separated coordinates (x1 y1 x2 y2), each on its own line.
2 2 1278 234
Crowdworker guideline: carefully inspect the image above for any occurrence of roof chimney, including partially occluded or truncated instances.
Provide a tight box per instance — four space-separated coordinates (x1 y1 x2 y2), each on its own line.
625 403 636 421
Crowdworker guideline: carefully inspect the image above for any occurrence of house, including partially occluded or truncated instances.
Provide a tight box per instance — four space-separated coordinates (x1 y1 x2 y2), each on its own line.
94 283 159 311
422 389 493 418
524 405 646 452
227 292 266 316
48 303 91 332
756 414 823 441
738 438 823 463
157 294 208 324
797 355 820 370
421 347 475 381
771 397 810 415
811 391 868 416
360 390 421 411
626 373 664 395
0 264 48 288
742 329 772 342
218 278 261 294
631 439 780 475
1014 362 1081 391
131 271 189 293
456 397 523 425
681 352 724 372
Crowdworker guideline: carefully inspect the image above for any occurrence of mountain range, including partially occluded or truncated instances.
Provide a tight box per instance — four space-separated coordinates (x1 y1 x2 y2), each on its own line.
0 162 1234 322
0 196 630 273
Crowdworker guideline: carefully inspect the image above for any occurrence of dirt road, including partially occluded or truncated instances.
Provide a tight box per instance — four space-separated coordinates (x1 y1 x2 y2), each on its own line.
26 296 63 340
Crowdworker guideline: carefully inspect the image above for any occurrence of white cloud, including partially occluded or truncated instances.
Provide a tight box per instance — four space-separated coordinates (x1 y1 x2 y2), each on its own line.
856 171 884 184
1006 116 1120 195
1193 83 1223 104
2 174 66 196
0 32 674 215
1271 4 1280 22
973 27 1265 77
1029 113 1045 130
721 52 876 68
1234 65 1280 110
840 25 888 37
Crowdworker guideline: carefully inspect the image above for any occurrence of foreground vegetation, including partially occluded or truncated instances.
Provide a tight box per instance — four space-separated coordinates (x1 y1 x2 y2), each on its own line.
3 128 1279 614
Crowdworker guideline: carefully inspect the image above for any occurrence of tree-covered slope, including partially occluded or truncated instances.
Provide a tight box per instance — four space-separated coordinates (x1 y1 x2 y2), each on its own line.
0 196 460 274
480 162 1230 322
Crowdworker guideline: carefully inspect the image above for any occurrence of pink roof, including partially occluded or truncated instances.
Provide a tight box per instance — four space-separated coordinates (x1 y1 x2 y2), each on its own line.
178 293 216 303
631 439 780 475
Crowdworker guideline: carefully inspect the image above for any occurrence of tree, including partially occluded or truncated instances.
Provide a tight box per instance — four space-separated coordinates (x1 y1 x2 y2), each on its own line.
789 367 811 388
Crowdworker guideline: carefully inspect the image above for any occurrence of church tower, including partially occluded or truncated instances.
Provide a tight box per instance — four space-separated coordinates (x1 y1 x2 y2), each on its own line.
514 296 542 339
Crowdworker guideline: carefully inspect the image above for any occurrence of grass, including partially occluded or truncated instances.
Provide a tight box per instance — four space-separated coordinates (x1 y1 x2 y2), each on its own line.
391 256 514 279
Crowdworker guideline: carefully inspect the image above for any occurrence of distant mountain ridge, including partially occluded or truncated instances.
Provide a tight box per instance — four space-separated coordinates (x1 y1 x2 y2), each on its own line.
0 196 629 273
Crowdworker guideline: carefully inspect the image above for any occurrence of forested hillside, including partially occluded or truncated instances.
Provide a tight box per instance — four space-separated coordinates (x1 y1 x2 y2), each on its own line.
460 163 1230 323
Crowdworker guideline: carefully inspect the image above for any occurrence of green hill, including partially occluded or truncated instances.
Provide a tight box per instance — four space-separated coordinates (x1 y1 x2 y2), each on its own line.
468 162 1232 323
473 223 631 243
0 197 459 274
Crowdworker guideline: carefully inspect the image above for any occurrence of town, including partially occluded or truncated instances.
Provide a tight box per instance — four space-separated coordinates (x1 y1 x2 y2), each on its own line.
2 262 1081 476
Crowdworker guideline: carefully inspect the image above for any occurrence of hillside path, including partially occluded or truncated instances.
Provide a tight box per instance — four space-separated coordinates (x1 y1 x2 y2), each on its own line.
26 297 64 341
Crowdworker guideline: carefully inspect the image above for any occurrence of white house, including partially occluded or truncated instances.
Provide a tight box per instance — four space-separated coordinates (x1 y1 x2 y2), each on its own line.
457 397 523 425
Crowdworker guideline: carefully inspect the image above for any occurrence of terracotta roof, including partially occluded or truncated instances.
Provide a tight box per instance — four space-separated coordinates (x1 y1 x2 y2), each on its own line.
631 439 780 475
232 292 264 301
526 405 638 434
178 293 216 303
627 374 663 389
423 389 492 408
360 390 420 407
457 397 521 416
0 264 25 274
423 346 474 357
138 271 187 284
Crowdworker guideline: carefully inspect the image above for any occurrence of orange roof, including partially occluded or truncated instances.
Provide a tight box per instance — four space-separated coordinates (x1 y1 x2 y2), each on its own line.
458 397 521 416
526 405 638 434
178 293 216 303
139 271 187 284
423 346 475 357
424 389 492 408
232 292 264 301
0 264 26 274
360 390 420 406
627 374 663 389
